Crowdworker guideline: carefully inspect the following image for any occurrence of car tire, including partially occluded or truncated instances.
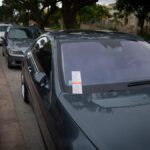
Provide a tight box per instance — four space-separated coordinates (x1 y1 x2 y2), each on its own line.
2 51 4 56
7 58 12 68
21 73 29 103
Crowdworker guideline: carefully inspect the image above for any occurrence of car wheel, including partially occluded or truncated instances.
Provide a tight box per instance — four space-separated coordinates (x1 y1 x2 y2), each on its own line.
21 73 29 103
2 51 5 56
7 58 12 68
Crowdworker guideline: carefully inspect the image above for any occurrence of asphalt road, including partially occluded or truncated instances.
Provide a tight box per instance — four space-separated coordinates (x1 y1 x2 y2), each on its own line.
0 47 45 150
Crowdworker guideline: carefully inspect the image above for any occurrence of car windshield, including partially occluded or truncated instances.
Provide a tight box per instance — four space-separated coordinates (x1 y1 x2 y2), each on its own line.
0 26 8 32
60 39 150 87
8 28 41 39
27 27 42 39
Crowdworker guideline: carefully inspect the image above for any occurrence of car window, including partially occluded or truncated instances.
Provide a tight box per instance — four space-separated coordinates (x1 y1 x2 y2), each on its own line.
9 28 28 39
33 37 52 76
60 39 150 87
8 28 41 39
27 27 42 39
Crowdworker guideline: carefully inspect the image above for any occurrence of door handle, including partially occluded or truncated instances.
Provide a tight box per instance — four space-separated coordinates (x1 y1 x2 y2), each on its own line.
28 66 32 73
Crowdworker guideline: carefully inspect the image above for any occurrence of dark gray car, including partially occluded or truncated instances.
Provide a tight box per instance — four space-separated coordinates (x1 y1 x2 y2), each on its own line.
21 30 150 150
2 26 41 68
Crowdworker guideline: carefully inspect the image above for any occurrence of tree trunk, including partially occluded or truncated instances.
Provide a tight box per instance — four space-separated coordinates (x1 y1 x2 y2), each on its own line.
138 14 145 35
30 1 57 31
61 0 97 29
139 18 144 35
62 0 78 29
62 11 77 29
39 22 45 30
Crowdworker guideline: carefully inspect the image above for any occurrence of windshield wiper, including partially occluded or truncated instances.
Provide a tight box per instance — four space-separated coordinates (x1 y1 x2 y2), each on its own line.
128 80 150 87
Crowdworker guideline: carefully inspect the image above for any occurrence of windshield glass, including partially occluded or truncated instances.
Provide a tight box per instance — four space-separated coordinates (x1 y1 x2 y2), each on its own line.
60 40 150 87
27 27 42 39
0 26 8 32
8 28 41 39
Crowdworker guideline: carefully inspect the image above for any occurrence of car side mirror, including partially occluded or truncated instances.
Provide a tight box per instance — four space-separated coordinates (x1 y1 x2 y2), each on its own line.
0 36 6 45
33 72 50 91
0 36 5 40
0 36 6 43
4 32 8 39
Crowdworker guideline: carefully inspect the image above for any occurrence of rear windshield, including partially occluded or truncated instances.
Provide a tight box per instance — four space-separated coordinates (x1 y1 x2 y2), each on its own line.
60 39 150 86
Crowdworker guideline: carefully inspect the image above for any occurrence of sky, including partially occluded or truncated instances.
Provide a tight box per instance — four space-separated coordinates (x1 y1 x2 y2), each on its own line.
0 0 116 6
98 0 116 5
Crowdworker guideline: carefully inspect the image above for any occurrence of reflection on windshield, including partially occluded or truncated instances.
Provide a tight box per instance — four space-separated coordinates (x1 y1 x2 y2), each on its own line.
61 40 150 86
64 86 150 110
8 28 41 39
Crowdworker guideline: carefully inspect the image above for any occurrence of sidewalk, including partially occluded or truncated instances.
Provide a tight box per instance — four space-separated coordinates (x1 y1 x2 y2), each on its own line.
0 62 25 150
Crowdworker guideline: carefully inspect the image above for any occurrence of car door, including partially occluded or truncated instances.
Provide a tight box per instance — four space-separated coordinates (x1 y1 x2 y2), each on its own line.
25 36 56 150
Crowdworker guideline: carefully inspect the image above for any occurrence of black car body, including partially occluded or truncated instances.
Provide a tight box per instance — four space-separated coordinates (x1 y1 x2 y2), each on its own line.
21 30 150 150
2 26 42 68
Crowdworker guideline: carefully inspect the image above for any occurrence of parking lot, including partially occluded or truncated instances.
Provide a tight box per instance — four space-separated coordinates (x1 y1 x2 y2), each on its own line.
0 46 45 150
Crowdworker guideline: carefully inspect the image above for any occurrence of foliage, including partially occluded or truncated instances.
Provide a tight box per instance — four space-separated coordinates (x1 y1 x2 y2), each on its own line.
110 12 123 28
2 0 58 29
49 8 61 29
116 0 150 34
139 33 150 41
0 6 5 22
78 4 110 24
61 0 98 29
2 0 98 29
0 5 14 22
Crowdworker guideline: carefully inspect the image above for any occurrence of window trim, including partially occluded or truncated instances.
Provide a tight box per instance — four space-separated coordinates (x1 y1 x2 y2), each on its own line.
31 36 52 77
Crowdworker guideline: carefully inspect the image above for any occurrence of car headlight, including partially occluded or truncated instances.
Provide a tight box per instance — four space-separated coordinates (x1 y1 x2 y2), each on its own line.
8 48 23 55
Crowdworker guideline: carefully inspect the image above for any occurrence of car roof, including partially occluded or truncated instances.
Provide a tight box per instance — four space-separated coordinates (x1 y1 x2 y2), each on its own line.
0 23 11 26
8 25 42 30
9 25 28 28
47 30 143 41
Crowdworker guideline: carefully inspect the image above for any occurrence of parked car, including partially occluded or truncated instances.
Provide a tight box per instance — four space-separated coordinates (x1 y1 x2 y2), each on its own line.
21 30 150 150
2 26 42 68
0 23 11 45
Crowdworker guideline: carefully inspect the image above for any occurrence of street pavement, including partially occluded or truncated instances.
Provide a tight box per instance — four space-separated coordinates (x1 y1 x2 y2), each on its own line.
0 47 45 150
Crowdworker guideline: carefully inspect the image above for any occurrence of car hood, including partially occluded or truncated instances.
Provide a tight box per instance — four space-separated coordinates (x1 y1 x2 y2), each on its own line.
60 90 150 150
0 31 5 37
8 39 34 53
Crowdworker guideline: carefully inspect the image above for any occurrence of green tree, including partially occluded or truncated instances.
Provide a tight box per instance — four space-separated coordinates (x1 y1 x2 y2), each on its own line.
49 8 62 29
0 6 6 22
61 0 98 29
2 0 98 29
0 5 14 22
3 0 58 29
79 4 110 24
110 12 123 29
116 0 150 34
